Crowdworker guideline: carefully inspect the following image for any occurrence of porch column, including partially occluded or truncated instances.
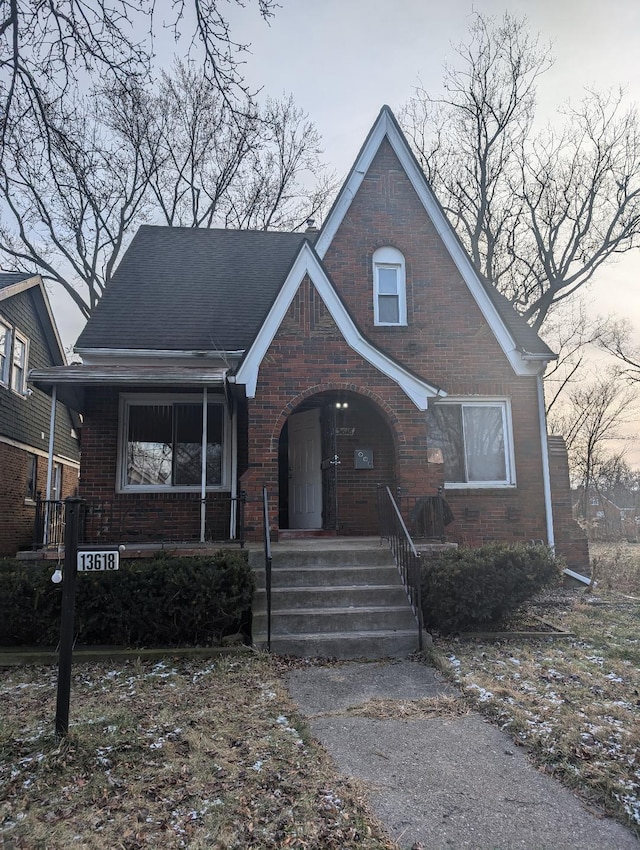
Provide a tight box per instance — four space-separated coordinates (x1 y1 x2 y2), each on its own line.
44 384 57 545
200 387 208 543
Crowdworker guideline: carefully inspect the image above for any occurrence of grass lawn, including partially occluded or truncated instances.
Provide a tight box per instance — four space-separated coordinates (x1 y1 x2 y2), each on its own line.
1 654 396 849
2 542 639 847
432 541 640 837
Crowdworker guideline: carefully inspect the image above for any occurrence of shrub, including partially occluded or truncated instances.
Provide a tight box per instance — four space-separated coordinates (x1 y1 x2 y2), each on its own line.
0 551 254 648
420 543 562 634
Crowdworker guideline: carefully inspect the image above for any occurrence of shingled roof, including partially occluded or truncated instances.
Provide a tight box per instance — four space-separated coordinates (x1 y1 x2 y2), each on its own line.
75 227 310 353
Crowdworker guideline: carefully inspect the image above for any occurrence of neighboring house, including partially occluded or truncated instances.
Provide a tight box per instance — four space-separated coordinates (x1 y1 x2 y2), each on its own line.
0 273 80 555
30 107 586 569
573 486 640 541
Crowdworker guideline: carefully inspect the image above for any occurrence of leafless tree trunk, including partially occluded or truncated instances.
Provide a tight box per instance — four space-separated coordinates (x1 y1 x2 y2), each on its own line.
402 12 640 333
548 368 638 519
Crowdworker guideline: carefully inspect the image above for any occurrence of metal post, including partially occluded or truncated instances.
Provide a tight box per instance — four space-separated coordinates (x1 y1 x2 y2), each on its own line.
55 497 81 737
200 387 208 543
43 384 57 545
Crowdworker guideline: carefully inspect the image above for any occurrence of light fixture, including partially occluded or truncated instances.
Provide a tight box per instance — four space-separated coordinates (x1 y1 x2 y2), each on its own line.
335 402 349 409
51 568 63 584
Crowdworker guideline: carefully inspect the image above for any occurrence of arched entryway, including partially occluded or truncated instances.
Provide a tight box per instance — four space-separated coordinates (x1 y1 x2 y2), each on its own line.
277 390 397 535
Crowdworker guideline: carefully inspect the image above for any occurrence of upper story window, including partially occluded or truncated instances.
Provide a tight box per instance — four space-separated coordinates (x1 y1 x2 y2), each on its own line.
0 320 10 386
11 331 28 394
372 246 406 326
426 399 515 488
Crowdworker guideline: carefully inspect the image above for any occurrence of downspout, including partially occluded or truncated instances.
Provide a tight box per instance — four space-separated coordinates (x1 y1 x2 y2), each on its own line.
200 387 208 543
537 374 555 549
230 405 238 539
44 384 57 545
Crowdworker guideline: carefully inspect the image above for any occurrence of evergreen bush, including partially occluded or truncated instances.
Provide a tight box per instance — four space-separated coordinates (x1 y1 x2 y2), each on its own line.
420 543 562 634
0 551 253 647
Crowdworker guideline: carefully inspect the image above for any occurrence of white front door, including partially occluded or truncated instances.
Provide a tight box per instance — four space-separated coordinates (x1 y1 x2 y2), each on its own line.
288 408 322 529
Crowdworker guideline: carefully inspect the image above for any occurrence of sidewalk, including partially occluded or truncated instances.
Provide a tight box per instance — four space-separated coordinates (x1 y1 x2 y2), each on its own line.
285 659 639 850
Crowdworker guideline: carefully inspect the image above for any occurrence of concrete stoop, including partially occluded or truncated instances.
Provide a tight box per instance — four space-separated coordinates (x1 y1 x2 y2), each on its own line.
250 544 425 659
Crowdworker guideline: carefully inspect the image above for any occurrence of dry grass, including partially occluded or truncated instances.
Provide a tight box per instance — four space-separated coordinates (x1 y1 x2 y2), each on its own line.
0 654 397 849
434 590 640 837
590 541 640 594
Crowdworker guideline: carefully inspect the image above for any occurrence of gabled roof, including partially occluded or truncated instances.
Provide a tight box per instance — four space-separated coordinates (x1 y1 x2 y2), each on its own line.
0 271 66 366
315 106 554 369
75 227 310 354
234 242 443 410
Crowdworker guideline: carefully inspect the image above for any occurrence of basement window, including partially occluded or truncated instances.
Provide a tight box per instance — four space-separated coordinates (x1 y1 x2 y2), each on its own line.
426 400 515 487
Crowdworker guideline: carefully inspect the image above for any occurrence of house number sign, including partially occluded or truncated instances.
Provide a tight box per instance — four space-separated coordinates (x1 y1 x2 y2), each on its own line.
77 550 120 572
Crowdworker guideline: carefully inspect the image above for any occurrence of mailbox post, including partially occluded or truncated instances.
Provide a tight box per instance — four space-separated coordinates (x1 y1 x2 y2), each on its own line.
55 497 82 737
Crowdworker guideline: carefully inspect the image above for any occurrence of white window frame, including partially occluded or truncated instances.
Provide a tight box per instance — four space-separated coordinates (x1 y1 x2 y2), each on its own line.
0 318 11 387
10 329 28 395
117 393 231 493
373 246 407 326
428 398 516 489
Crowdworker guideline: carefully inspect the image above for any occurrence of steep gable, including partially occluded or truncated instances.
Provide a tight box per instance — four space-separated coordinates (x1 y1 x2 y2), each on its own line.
315 106 554 375
234 242 443 409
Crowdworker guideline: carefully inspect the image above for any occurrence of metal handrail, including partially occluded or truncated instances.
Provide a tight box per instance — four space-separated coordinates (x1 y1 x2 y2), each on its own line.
262 485 273 652
377 484 424 651
32 492 247 549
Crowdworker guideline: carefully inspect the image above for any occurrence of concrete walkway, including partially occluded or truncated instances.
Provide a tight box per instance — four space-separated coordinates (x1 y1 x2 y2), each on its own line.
285 660 639 850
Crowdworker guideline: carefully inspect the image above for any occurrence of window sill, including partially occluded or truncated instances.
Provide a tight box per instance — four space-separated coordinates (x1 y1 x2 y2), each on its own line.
444 482 516 490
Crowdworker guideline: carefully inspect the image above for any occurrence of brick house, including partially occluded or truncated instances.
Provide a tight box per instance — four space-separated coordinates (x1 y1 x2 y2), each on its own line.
0 273 79 555
29 107 585 570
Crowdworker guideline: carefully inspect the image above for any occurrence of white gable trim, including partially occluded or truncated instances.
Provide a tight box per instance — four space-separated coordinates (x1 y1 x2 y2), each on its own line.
233 242 443 411
314 107 548 377
0 275 67 365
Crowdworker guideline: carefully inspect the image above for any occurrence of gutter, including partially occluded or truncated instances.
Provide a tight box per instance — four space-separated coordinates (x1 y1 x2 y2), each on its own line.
537 375 555 550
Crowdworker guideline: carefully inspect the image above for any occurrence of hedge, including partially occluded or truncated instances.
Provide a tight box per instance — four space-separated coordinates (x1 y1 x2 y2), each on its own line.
420 543 562 634
0 551 254 648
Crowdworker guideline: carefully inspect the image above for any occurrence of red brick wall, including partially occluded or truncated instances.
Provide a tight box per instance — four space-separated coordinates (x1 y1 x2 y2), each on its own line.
79 388 234 544
240 140 550 545
0 441 78 556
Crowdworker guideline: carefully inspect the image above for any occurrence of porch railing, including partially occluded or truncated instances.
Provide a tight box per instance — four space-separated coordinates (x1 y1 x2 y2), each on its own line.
376 484 424 651
262 486 273 652
33 492 246 550
396 488 447 543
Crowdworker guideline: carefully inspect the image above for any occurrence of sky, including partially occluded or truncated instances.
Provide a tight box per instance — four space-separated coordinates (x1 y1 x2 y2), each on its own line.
50 0 640 452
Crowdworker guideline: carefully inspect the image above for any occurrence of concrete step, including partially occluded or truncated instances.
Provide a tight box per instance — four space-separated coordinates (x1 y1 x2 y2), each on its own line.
250 547 393 569
254 584 410 609
253 605 417 635
253 564 402 589
250 543 423 659
256 630 426 660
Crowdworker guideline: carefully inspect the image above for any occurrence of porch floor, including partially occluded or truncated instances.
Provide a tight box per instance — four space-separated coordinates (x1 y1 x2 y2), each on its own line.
17 536 455 560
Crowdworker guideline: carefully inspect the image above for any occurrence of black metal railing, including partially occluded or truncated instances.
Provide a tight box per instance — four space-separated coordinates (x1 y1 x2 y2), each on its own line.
33 497 65 549
377 484 424 651
396 488 447 542
33 492 246 550
262 485 273 652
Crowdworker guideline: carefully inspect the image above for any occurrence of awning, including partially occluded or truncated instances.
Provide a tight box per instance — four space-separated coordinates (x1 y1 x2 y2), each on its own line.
28 365 229 412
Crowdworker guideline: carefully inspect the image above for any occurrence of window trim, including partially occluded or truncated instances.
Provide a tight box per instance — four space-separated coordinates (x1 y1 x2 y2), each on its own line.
117 393 231 493
10 329 28 395
373 246 407 326
428 397 516 489
0 318 11 387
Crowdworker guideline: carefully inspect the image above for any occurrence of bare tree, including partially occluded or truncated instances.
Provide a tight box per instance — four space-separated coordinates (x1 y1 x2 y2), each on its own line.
402 13 640 333
145 65 337 231
0 84 154 318
599 317 640 383
0 0 277 159
541 299 616 415
0 67 336 317
548 368 638 519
